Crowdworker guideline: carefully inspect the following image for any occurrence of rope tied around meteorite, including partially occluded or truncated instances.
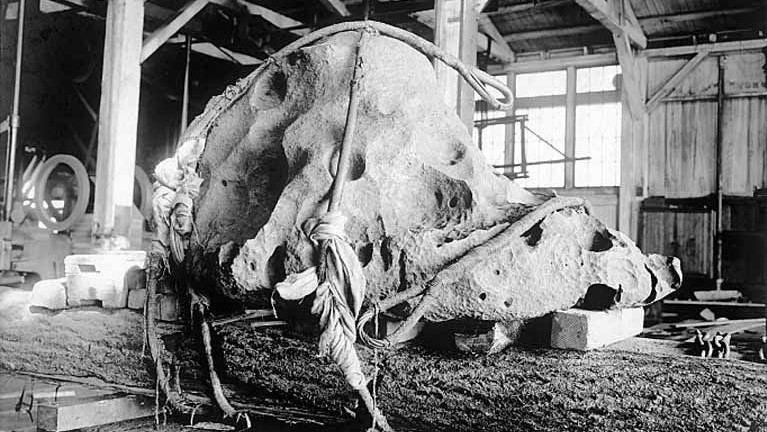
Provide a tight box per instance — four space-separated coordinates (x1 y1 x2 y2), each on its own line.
275 212 366 388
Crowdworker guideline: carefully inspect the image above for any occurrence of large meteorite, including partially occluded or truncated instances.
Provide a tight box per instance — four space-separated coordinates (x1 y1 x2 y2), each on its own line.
149 22 681 430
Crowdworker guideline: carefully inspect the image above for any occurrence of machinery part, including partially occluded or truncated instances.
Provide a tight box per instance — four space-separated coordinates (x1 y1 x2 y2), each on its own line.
134 165 153 222
33 154 90 231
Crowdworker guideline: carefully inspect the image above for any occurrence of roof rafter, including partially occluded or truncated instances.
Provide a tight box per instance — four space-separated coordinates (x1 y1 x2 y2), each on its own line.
574 0 646 48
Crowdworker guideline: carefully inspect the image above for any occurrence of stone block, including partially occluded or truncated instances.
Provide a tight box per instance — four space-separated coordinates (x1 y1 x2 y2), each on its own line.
64 251 146 308
29 278 68 310
127 288 146 310
550 307 644 351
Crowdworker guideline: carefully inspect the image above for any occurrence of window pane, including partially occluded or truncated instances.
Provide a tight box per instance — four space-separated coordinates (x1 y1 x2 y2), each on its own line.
513 106 566 188
574 102 621 186
473 74 510 167
516 70 567 97
473 109 506 167
576 65 620 93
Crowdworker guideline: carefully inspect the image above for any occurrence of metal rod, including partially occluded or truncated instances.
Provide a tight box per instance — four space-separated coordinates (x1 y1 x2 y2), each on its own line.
5 0 26 221
714 55 725 291
181 34 192 132
492 156 590 169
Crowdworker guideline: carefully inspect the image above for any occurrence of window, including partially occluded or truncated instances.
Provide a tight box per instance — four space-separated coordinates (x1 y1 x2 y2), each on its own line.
474 74 510 167
575 65 621 187
513 105 566 188
472 66 622 189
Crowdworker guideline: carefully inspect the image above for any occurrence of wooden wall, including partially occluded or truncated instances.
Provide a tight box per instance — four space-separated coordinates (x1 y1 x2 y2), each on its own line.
644 52 767 198
638 50 767 283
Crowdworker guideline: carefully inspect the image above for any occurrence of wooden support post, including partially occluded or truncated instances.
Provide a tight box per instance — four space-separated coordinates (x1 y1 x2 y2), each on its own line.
613 32 643 119
434 0 478 131
503 71 516 177
618 54 646 239
564 66 576 188
645 51 709 113
94 0 143 240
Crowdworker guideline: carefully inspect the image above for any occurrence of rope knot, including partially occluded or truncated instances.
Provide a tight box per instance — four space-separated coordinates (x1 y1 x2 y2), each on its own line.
308 211 349 244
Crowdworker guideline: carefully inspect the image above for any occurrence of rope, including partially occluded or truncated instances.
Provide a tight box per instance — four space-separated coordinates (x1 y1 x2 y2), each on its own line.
275 212 366 388
357 196 592 349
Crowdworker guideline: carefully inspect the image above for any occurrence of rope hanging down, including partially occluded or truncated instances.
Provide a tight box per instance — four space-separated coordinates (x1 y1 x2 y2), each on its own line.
274 29 392 432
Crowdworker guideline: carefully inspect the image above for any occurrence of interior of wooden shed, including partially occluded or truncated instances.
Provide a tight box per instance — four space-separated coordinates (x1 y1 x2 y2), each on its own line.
0 0 766 431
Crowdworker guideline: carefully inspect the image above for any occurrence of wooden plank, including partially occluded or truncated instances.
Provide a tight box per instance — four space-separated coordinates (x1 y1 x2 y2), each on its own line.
573 0 646 48
140 0 209 63
37 394 153 431
646 51 709 113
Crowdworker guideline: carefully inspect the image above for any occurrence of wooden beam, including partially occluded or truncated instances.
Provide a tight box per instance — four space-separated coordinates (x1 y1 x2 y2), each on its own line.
640 7 757 26
478 14 515 62
210 0 308 36
318 0 350 16
573 0 646 48
411 9 513 63
645 50 709 113
504 24 603 42
37 395 153 431
434 0 477 130
140 0 209 63
94 0 143 240
488 0 572 15
613 31 643 118
642 38 767 57
494 52 616 73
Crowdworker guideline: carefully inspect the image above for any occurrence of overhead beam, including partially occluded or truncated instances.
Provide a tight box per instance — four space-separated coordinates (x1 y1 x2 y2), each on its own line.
478 14 515 62
412 9 514 62
488 0 571 15
645 50 709 113
504 24 602 41
141 0 209 63
211 0 308 36
640 7 757 26
642 38 767 57
318 0 350 16
492 52 616 73
573 0 646 48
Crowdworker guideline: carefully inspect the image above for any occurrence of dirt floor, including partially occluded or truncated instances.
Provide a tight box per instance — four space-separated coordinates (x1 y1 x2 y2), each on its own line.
2 285 767 432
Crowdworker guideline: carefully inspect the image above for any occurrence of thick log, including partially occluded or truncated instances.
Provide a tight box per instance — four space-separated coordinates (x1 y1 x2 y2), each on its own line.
217 324 767 432
2 286 767 431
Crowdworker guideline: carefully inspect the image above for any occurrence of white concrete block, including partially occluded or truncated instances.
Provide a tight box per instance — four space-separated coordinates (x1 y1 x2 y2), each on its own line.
64 251 146 309
127 289 146 310
29 278 68 310
550 307 644 351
